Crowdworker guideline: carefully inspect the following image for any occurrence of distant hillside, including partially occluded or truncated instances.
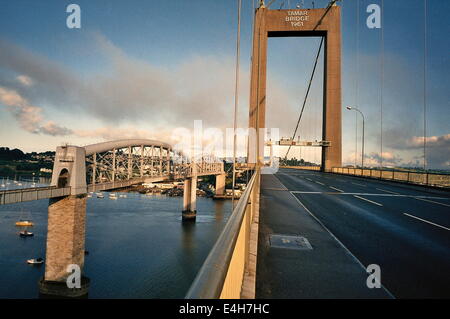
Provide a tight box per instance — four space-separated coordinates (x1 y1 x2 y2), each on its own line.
0 147 27 161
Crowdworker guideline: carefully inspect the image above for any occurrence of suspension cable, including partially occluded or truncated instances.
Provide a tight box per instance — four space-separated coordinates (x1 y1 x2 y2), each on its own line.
423 0 427 171
284 0 338 162
313 0 339 31
285 37 324 160
231 0 242 209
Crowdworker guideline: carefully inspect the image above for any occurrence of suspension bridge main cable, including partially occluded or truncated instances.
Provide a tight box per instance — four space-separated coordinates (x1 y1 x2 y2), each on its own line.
284 37 324 160
231 0 242 209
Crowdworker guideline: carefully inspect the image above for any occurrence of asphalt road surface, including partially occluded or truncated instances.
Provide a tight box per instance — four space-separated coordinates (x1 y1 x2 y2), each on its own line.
273 168 450 298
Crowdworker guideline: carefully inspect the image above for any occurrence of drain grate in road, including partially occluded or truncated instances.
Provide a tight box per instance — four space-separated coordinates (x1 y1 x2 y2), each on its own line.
269 234 313 250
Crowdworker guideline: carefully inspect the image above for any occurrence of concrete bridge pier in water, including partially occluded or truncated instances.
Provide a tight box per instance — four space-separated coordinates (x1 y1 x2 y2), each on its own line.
182 164 226 221
182 176 197 221
39 145 89 298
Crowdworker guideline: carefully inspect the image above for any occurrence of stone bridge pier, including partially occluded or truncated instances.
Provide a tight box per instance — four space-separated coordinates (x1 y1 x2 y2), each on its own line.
39 145 89 298
182 177 197 221
215 173 226 196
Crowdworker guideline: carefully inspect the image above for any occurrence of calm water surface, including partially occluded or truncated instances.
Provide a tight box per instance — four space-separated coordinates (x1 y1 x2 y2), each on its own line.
0 180 231 298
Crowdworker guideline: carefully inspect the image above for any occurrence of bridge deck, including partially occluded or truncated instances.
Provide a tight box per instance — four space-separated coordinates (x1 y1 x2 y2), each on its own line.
0 186 71 205
256 172 392 298
257 168 450 298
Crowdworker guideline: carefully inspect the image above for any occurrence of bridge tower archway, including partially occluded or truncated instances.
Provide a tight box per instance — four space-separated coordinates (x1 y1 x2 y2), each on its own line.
57 168 70 188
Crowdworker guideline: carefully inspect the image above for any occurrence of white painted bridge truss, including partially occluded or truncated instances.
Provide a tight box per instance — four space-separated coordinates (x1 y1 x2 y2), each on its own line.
0 139 224 205
86 145 223 185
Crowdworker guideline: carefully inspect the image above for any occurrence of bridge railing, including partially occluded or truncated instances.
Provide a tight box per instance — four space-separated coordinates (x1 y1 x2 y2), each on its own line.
331 167 450 188
281 165 321 171
186 170 258 299
0 186 71 205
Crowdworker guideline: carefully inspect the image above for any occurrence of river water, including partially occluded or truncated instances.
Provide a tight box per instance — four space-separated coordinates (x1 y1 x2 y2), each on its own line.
0 177 231 298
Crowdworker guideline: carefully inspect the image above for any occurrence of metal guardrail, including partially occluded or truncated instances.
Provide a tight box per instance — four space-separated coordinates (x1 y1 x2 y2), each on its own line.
331 167 450 188
87 177 155 193
0 186 71 205
281 165 321 171
186 171 258 299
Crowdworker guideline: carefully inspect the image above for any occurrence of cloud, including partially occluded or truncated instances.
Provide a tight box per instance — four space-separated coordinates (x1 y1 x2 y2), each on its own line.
409 134 450 148
343 151 403 167
343 132 450 169
0 34 299 153
16 75 33 87
74 126 160 141
407 134 450 169
378 126 450 169
0 87 72 136
40 121 73 136
0 35 257 129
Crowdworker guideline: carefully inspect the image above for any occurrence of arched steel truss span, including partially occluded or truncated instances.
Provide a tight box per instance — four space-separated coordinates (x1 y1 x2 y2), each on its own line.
84 139 222 185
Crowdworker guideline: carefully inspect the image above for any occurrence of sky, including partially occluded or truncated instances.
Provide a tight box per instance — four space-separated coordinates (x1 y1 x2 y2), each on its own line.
0 0 448 169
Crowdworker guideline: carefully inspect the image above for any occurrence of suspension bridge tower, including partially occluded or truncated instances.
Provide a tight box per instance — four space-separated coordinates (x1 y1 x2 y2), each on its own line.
248 1 342 171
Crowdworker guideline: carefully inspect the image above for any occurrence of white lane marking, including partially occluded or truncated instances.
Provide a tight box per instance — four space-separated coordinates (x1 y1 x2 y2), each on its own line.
353 195 383 207
315 181 325 186
352 182 367 187
306 178 312 181
289 191 395 299
290 191 323 194
289 191 449 200
329 186 344 193
415 197 450 208
404 213 450 231
376 188 400 195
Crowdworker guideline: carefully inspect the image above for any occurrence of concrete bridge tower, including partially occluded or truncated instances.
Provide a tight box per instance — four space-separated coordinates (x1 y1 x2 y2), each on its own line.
39 145 89 298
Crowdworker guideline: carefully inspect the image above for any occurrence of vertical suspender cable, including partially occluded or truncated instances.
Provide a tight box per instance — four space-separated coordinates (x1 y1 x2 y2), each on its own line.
356 0 360 168
423 0 427 171
232 0 242 209
246 0 256 186
255 5 262 171
380 0 384 169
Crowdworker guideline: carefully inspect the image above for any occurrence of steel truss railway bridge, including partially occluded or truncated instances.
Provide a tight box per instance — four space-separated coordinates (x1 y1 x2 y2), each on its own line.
0 139 226 297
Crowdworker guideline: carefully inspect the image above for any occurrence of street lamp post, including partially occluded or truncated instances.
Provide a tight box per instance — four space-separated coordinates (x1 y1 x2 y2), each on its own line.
346 106 365 168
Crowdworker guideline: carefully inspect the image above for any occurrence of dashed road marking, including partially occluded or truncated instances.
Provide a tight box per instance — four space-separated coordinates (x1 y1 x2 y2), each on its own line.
415 197 450 208
315 181 325 186
376 188 400 195
353 195 383 206
404 213 450 231
289 191 449 201
352 182 367 187
329 186 344 193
